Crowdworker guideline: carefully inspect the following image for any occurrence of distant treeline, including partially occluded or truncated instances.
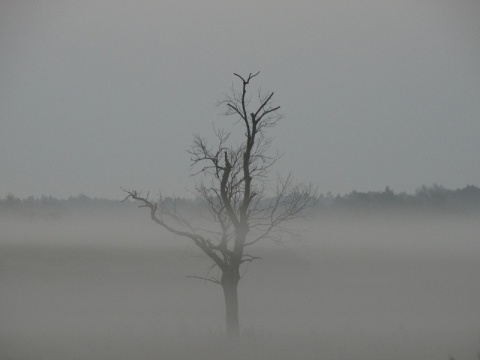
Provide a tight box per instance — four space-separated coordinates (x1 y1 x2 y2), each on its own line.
0 193 200 220
0 194 134 219
1 184 480 220
317 184 480 216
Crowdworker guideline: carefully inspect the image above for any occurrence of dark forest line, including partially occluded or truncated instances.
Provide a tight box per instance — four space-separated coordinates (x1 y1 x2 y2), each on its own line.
1 184 480 220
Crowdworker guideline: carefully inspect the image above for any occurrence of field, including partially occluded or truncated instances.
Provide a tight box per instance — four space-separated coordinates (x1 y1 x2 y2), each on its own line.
1 214 479 359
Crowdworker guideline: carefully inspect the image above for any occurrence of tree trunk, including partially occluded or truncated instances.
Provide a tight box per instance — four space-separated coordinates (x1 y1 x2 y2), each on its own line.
221 272 240 338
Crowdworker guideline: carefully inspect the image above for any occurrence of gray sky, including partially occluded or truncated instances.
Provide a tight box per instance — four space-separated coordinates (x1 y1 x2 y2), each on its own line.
1 0 479 200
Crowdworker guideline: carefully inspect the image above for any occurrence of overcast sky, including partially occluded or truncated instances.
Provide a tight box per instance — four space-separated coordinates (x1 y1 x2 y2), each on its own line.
1 0 479 199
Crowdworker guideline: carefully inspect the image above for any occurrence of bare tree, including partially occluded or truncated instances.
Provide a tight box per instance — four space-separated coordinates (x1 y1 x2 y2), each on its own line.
123 72 316 338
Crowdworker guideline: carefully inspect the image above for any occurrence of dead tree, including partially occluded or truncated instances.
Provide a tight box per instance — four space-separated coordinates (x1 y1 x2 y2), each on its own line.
123 72 316 338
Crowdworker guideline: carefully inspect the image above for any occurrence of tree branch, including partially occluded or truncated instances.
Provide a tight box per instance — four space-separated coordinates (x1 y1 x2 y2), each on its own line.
122 189 227 271
186 275 221 285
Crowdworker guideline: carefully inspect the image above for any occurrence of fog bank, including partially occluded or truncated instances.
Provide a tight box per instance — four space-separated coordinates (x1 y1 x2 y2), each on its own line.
1 213 479 359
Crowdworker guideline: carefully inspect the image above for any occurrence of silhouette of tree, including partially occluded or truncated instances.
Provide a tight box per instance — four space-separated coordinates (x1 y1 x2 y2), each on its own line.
123 72 316 337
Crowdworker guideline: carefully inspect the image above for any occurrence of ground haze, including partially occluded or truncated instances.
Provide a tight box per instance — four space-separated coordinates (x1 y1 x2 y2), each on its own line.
1 213 479 359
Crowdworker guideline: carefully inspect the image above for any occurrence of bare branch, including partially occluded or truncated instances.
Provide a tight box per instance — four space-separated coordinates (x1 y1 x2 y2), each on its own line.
233 71 260 84
186 275 221 285
123 189 227 271
240 254 262 264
